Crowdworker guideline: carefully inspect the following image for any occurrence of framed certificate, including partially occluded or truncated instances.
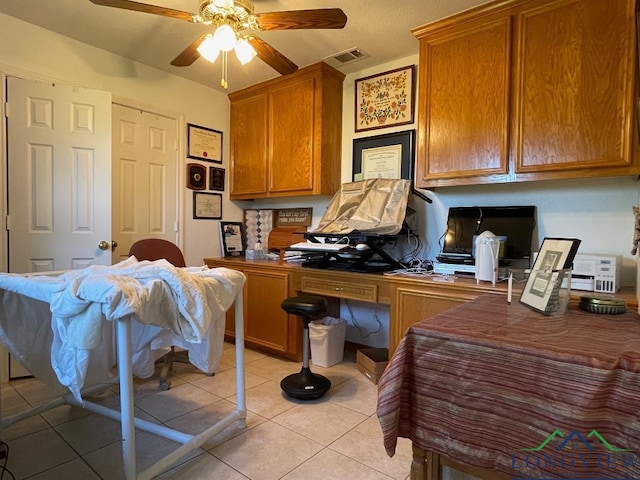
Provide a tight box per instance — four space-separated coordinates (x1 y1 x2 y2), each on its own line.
187 123 222 163
193 192 222 219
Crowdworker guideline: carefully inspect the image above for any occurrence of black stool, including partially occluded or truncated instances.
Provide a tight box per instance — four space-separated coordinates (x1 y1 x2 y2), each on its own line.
280 295 332 400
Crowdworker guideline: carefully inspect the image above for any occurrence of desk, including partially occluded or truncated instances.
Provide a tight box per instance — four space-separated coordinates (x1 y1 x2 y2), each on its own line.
204 257 638 361
377 294 640 480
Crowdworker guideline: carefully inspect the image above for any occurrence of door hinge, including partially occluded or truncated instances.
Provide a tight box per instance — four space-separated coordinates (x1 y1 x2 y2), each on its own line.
4 102 8 118
173 220 179 233
5 215 10 231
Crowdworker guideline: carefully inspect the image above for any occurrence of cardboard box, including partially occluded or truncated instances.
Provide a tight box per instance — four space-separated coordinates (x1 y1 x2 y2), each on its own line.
357 348 389 385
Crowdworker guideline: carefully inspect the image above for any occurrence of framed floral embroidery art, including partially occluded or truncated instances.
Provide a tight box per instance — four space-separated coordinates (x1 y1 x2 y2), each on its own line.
354 65 415 132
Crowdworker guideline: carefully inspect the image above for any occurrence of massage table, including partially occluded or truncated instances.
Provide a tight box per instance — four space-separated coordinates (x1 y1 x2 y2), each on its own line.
0 258 247 480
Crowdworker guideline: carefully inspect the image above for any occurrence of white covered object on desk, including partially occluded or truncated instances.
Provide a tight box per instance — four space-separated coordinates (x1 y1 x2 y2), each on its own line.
475 230 500 285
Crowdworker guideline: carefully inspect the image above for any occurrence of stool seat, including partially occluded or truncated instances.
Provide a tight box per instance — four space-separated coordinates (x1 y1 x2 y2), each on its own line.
281 295 327 318
280 295 331 400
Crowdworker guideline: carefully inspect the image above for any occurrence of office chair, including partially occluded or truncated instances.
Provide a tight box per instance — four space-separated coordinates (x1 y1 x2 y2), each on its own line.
128 238 193 390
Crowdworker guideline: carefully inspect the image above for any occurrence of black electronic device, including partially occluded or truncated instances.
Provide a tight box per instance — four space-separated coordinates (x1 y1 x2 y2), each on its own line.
437 206 536 267
298 231 405 273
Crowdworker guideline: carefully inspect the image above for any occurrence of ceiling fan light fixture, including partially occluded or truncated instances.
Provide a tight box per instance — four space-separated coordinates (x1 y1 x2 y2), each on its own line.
212 0 234 11
197 35 220 63
213 24 237 52
235 38 257 65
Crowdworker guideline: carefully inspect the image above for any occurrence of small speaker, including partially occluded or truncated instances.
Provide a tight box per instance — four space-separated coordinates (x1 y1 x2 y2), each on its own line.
187 163 206 190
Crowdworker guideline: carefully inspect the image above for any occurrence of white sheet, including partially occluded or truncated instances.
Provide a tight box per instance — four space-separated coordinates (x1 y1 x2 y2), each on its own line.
0 258 245 402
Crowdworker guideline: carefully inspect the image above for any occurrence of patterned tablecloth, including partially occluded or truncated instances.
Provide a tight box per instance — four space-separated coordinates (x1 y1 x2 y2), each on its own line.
377 294 640 479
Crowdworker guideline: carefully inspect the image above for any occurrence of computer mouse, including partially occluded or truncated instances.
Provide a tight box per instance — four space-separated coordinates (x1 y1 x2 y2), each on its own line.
355 243 369 251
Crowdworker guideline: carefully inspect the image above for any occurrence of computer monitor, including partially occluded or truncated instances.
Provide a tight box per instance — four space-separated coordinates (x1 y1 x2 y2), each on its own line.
442 206 536 262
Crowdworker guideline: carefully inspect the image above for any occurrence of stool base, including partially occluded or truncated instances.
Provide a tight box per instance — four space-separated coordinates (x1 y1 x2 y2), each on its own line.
280 367 331 400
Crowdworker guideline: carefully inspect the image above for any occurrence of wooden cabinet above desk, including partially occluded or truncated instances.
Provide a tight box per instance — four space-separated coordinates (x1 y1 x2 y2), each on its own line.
207 258 589 357
412 0 640 188
228 62 344 200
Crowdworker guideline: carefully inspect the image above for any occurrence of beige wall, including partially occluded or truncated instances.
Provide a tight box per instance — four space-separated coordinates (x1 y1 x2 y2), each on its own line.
0 12 238 267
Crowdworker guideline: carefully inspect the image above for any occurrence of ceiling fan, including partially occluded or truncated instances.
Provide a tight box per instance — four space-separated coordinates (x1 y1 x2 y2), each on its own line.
89 0 348 88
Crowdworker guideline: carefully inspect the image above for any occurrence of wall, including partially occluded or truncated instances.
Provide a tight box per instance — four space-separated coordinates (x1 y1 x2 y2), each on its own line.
0 13 237 267
248 53 640 348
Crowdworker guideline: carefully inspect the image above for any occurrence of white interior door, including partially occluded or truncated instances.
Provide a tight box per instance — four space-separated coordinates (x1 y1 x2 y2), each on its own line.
7 76 112 273
111 104 179 263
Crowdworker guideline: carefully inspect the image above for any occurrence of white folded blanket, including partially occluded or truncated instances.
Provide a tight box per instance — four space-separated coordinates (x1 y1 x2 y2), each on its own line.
0 257 245 402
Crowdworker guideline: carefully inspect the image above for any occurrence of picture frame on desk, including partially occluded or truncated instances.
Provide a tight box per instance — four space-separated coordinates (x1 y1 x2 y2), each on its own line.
219 221 245 257
519 237 581 314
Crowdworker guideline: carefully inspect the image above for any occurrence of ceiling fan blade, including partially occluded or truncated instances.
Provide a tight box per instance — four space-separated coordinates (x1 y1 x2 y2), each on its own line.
248 37 298 75
256 9 347 31
171 34 208 67
89 0 194 22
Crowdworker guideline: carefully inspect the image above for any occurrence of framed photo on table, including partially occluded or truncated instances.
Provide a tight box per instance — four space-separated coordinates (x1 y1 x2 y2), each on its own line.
519 237 581 314
193 192 222 219
354 65 415 132
187 123 222 163
219 221 245 257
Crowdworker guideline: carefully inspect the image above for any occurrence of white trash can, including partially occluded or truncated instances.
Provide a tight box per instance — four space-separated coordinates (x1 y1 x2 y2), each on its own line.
309 316 347 368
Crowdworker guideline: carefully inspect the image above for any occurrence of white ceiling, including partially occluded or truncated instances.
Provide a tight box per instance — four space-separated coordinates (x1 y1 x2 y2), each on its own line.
0 0 491 94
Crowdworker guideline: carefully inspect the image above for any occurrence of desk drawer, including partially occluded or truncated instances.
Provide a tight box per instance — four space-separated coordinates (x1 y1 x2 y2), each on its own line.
300 276 378 302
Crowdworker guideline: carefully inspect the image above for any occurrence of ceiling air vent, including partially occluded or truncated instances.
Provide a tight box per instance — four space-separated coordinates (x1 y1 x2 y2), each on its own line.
323 48 369 68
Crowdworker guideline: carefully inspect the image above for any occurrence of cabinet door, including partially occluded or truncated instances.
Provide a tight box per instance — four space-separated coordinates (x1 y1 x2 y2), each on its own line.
415 16 512 187
244 269 290 353
513 0 636 175
229 92 268 198
268 75 316 195
391 287 477 354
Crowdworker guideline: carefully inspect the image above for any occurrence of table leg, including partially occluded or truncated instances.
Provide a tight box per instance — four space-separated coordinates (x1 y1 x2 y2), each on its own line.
411 445 442 480
411 444 426 480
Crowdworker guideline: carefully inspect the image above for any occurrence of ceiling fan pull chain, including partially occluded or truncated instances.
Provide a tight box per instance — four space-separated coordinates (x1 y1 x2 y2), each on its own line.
221 50 229 90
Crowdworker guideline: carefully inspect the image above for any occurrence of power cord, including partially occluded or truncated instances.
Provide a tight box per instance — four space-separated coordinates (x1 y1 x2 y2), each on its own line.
0 441 16 480
345 300 382 339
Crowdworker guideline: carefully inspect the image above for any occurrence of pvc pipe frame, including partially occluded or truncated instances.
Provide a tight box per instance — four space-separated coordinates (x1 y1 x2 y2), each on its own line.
1 290 246 480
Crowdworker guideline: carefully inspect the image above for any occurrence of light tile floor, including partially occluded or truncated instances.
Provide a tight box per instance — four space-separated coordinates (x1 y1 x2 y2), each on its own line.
0 343 413 479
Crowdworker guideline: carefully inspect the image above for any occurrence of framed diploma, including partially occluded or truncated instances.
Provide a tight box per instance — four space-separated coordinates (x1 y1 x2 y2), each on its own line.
353 130 415 182
193 191 222 219
187 123 223 163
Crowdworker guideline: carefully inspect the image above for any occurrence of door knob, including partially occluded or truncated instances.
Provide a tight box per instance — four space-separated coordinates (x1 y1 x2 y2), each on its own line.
98 241 110 251
112 240 118 249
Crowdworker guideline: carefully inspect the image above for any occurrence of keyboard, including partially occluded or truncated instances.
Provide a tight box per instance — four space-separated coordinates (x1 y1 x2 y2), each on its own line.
289 241 348 252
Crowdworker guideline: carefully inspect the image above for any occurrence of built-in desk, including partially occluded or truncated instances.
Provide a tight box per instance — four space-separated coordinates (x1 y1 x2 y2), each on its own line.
204 257 638 361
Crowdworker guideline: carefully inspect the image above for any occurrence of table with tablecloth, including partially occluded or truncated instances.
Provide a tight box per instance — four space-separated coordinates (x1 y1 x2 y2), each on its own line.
376 294 640 480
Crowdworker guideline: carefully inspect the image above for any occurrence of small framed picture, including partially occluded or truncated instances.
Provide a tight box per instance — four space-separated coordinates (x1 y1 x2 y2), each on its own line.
519 237 581 314
193 192 222 219
219 221 245 256
209 166 225 191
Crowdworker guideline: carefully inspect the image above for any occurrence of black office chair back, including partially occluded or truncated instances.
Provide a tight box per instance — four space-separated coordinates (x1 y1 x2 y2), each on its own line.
129 239 186 267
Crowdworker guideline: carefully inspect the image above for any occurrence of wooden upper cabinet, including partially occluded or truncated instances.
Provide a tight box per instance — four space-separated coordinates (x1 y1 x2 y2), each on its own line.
512 0 637 178
229 92 268 197
228 62 344 200
415 15 512 185
413 0 639 188
269 76 316 194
